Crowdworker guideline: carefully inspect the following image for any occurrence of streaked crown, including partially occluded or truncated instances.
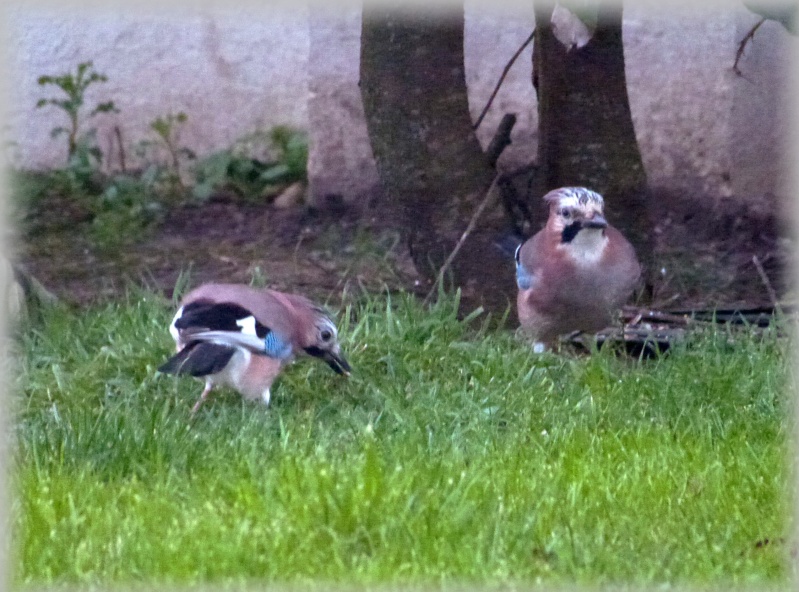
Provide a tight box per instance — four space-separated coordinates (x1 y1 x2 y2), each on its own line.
543 187 606 234
544 187 604 210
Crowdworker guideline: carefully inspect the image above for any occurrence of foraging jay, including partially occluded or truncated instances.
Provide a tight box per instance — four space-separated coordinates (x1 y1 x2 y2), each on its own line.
159 283 350 414
515 187 641 349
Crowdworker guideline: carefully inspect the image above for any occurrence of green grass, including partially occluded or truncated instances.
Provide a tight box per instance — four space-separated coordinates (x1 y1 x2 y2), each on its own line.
9 289 795 588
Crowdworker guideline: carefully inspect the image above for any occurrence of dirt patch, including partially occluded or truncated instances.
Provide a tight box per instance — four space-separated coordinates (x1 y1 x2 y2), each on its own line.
13 190 420 307
12 184 794 312
646 187 792 308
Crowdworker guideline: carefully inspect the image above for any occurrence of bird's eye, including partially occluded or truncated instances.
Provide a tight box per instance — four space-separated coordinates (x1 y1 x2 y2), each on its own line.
320 330 333 342
559 208 571 218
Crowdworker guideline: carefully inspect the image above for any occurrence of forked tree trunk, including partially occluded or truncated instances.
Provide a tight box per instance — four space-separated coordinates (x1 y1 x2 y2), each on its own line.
360 8 516 313
534 1 654 291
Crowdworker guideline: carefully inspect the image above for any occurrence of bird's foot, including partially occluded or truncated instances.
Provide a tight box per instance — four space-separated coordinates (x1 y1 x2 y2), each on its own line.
190 383 213 417
260 388 271 407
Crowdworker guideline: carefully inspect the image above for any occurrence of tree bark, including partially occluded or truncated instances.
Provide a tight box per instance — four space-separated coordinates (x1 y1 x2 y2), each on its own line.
360 7 516 313
533 1 654 290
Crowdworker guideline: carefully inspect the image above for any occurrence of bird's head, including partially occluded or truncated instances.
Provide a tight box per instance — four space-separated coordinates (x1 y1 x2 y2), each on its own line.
302 311 351 376
544 187 608 244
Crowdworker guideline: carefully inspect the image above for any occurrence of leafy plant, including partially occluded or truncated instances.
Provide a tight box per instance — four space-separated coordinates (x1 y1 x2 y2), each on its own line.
57 130 105 194
35 61 118 162
135 111 195 199
191 150 237 201
29 65 195 253
191 126 308 202
89 168 165 252
269 124 308 183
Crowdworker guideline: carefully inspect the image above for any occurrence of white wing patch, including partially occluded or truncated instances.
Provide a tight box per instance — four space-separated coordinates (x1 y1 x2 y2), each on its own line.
169 306 184 343
236 315 259 337
191 330 264 351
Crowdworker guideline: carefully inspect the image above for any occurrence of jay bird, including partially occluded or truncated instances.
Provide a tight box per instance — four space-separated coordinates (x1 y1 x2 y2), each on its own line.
158 283 350 415
514 187 641 350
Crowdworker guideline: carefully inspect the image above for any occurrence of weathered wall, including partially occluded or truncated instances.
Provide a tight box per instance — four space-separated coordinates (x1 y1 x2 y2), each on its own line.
307 2 379 204
4 3 795 207
729 13 794 208
623 3 794 207
6 4 310 171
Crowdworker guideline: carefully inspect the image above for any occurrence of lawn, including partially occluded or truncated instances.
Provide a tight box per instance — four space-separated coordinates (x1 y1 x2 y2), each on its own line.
8 288 794 588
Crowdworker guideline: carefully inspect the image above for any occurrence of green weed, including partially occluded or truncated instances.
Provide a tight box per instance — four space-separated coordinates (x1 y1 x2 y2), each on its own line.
36 60 117 165
192 126 308 202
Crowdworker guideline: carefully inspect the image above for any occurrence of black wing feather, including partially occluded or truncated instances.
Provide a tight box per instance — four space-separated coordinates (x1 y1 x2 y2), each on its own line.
176 301 261 331
158 341 236 377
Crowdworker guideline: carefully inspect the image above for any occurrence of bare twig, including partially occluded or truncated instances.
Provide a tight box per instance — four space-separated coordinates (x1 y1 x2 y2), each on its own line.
486 113 517 167
473 29 535 131
752 254 782 314
114 125 127 173
9 262 59 311
733 17 766 78
423 174 501 305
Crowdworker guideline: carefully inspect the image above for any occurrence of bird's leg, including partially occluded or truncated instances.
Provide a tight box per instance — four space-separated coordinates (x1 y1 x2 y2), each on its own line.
190 381 214 416
260 388 271 407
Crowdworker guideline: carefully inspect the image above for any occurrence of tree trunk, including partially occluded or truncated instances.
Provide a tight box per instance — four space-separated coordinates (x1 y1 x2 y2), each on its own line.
360 8 516 314
533 1 654 291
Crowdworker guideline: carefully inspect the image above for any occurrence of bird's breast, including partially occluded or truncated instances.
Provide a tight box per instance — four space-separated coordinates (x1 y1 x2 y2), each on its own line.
559 229 608 266
211 349 284 401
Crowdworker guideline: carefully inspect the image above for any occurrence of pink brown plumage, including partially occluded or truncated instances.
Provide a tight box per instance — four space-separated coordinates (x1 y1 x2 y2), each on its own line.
159 283 350 416
515 187 641 348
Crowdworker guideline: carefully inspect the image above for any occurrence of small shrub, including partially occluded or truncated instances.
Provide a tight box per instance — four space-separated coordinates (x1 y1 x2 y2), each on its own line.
90 168 165 252
32 67 188 252
135 112 195 201
269 124 308 183
192 126 308 202
36 60 118 164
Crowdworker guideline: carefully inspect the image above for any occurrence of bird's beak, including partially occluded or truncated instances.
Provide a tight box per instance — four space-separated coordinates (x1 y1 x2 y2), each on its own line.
582 213 608 229
305 346 351 376
327 351 352 376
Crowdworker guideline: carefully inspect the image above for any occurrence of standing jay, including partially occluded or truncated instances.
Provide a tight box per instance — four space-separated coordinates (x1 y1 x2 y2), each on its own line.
515 187 641 350
159 283 350 415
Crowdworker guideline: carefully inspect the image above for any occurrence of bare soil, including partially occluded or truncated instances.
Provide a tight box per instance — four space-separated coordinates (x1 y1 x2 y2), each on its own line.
13 185 793 313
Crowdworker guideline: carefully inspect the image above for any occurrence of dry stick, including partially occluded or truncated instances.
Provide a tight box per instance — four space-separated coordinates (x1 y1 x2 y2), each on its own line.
486 113 517 167
423 174 501 305
621 306 692 326
114 125 127 173
11 263 59 307
733 17 765 78
752 254 782 315
473 29 535 131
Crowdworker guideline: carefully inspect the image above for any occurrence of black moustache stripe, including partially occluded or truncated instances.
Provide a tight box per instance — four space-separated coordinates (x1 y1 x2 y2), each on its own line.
561 222 582 243
304 346 324 358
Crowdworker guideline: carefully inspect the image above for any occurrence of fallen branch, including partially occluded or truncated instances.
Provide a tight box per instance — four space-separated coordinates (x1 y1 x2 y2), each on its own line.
620 305 693 326
752 254 782 315
11 263 59 306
